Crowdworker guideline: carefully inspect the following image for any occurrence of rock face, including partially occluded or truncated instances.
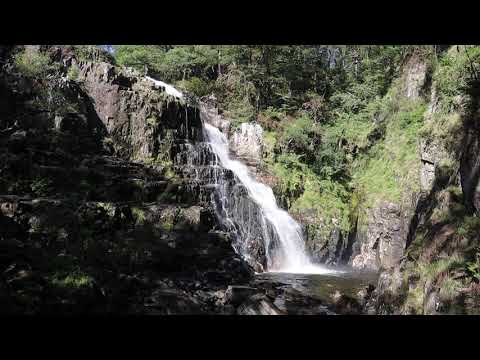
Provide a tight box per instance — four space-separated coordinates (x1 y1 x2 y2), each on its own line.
0 46 257 315
230 122 264 166
75 59 202 162
419 87 457 193
199 100 230 135
304 221 351 266
460 105 480 213
348 54 431 272
402 52 429 100
351 202 406 271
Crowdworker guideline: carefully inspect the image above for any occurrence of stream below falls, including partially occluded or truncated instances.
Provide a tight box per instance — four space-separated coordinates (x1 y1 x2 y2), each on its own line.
250 267 379 314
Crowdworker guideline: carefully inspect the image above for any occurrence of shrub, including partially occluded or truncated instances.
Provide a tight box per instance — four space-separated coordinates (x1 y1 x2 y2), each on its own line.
280 114 316 153
67 65 80 81
176 76 213 97
418 254 463 283
438 275 461 302
132 207 146 225
434 46 480 113
14 49 52 78
74 45 116 64
50 271 94 290
352 99 426 206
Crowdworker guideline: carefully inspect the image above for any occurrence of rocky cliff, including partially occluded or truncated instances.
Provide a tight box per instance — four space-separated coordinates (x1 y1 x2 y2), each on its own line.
362 47 480 314
0 45 258 314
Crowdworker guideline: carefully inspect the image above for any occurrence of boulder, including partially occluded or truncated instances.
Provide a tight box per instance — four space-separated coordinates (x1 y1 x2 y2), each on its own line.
230 122 264 166
237 294 283 315
224 285 260 306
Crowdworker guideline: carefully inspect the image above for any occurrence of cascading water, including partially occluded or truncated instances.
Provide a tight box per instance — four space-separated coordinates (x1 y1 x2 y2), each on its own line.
202 122 332 274
146 75 335 274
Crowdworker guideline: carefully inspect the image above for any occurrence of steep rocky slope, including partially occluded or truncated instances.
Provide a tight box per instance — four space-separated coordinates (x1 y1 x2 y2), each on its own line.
360 47 480 314
0 45 256 314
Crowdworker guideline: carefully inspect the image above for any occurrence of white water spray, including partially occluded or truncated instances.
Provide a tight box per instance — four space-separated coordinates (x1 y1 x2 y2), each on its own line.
146 76 184 99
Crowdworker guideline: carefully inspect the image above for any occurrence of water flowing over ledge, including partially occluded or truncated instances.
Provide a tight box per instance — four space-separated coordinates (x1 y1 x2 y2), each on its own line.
146 76 184 99
202 122 339 275
146 75 339 275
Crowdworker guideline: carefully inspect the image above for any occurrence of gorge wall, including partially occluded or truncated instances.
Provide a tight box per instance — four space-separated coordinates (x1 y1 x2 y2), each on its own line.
0 45 259 314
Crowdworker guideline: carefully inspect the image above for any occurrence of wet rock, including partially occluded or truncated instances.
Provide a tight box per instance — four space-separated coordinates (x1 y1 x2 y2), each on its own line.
143 288 203 314
272 287 334 315
424 290 440 315
237 294 282 315
356 284 376 307
306 223 347 266
330 290 362 314
8 130 27 152
0 212 23 239
460 122 480 213
224 285 261 306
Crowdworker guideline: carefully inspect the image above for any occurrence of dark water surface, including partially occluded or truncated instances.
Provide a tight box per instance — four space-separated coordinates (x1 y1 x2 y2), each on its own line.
255 266 379 304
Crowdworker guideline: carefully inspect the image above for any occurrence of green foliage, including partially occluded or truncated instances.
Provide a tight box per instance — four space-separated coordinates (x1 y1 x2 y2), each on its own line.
73 45 115 64
403 283 425 314
67 65 80 81
176 76 214 97
466 260 480 282
262 131 277 163
438 275 461 302
271 152 307 201
49 270 94 290
434 45 480 113
352 99 426 206
132 207 146 225
14 49 53 78
114 45 164 73
279 114 317 154
96 202 115 217
418 254 463 282
270 152 350 233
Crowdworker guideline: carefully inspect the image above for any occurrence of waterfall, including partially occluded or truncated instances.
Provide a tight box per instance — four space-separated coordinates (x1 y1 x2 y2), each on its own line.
146 76 184 99
202 120 333 274
147 76 334 274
